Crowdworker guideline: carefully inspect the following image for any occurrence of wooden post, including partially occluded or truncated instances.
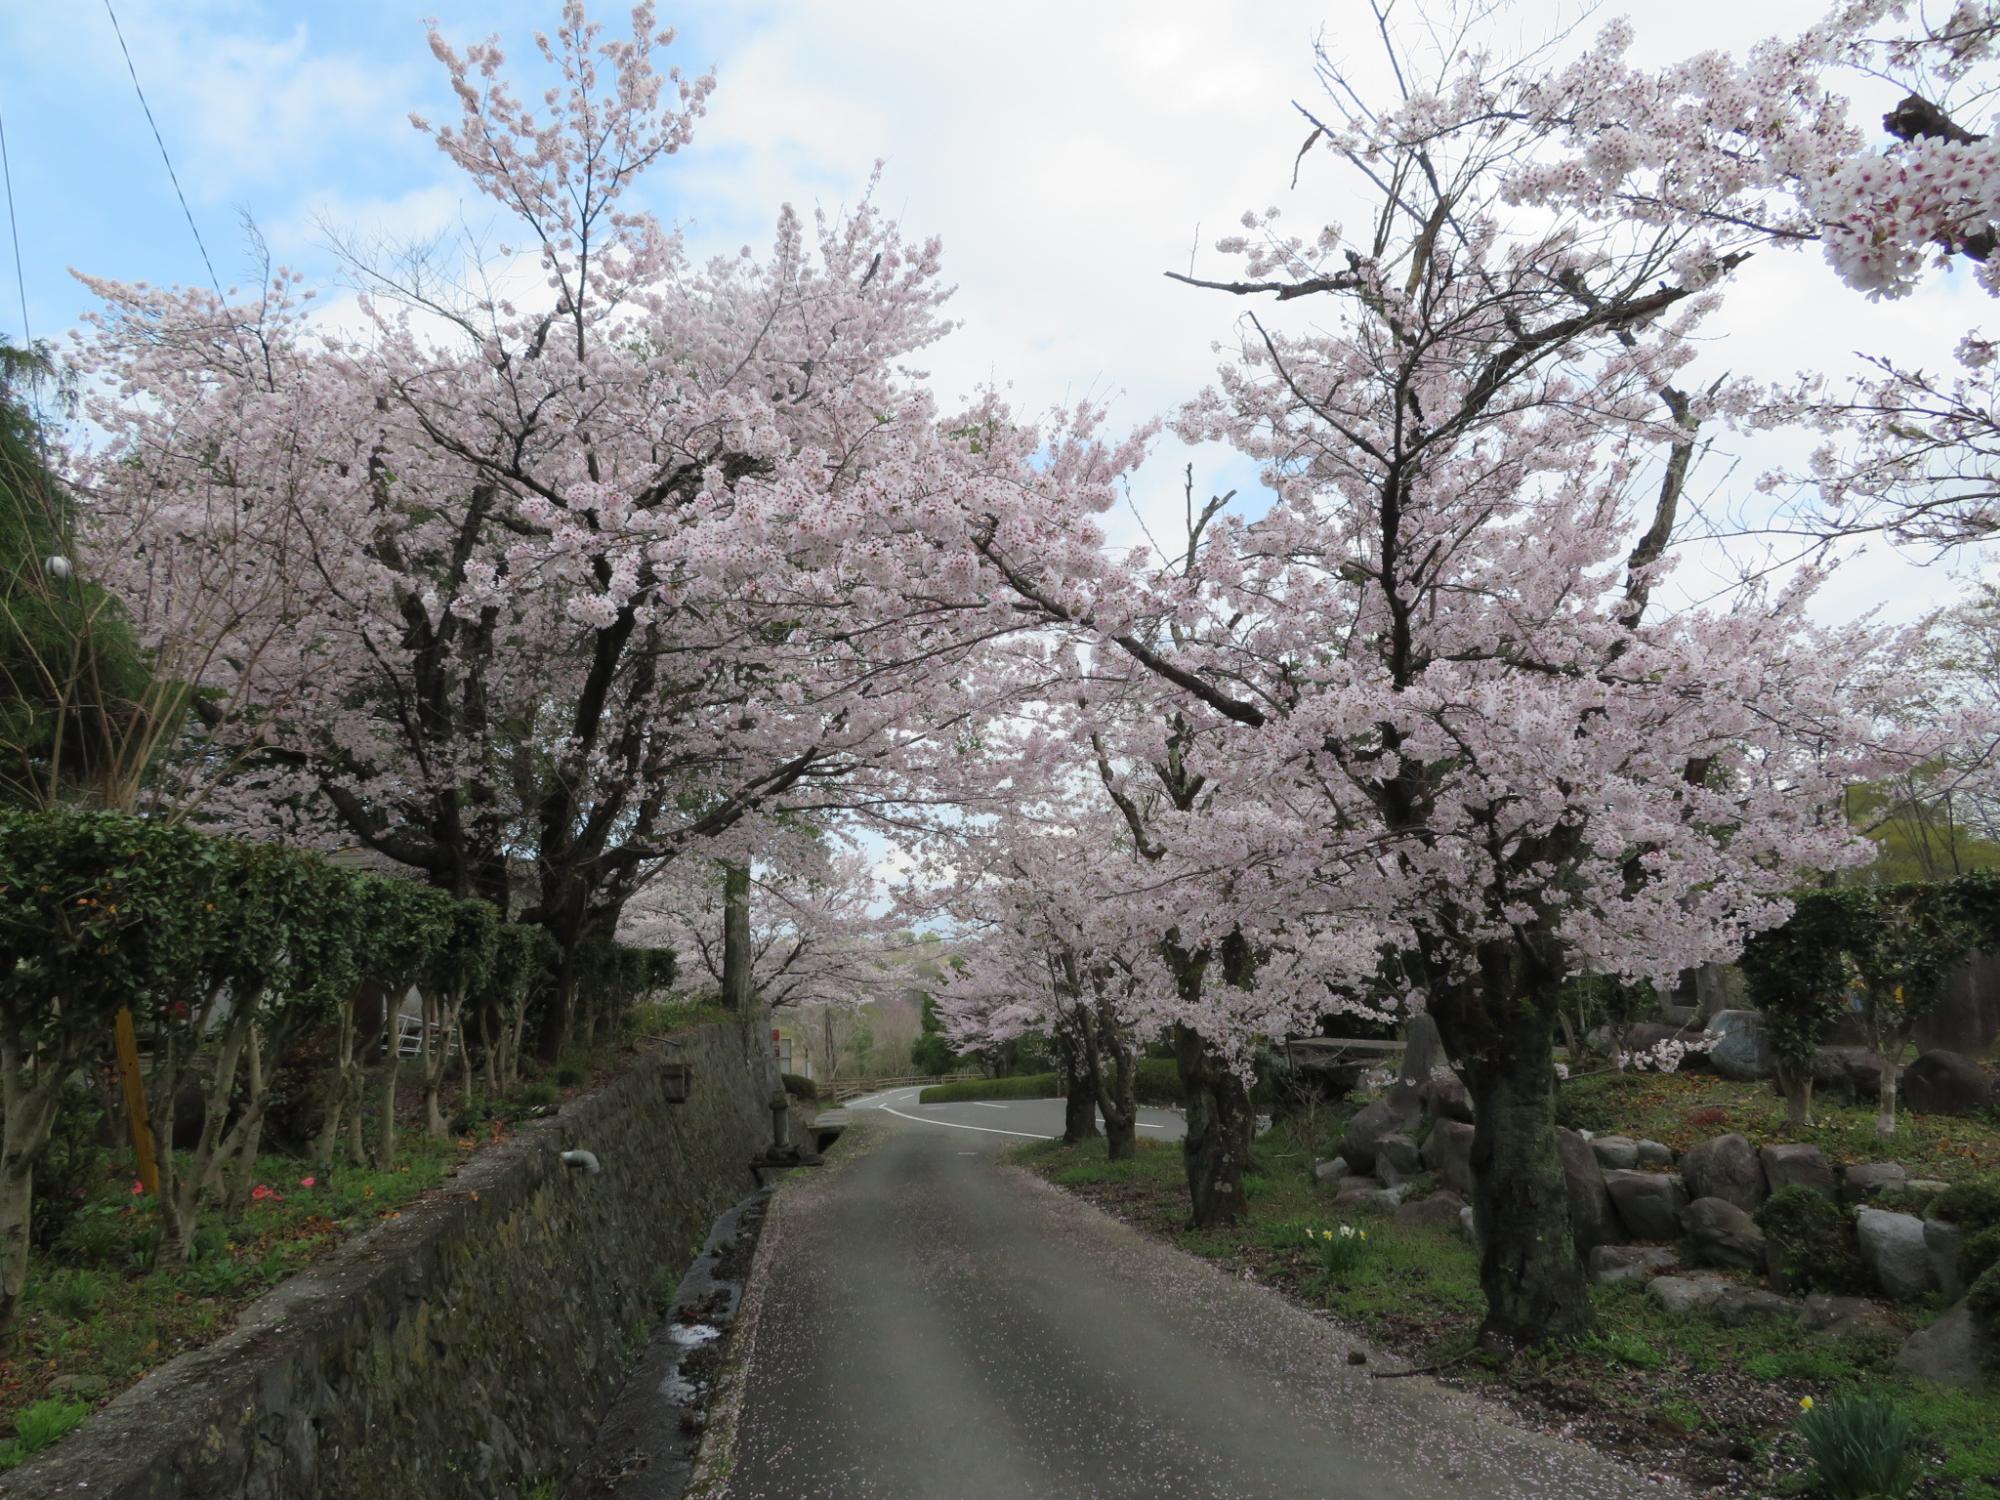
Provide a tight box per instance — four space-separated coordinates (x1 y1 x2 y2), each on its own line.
113 1008 159 1195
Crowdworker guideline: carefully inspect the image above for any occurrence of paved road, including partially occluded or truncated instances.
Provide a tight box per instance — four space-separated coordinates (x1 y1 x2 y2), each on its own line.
837 1086 1188 1143
721 1103 1678 1500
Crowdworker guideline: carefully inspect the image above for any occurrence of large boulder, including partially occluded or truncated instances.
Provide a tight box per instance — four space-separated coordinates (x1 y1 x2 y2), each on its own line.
1588 1244 1679 1285
1374 1133 1424 1187
1557 1127 1617 1251
1420 1073 1474 1124
1856 1208 1939 1302
1842 1161 1908 1204
1604 1169 1688 1242
1682 1133 1768 1211
1759 1143 1836 1198
1647 1275 1727 1316
1394 1190 1468 1233
1340 1086 1423 1176
1683 1196 1768 1270
1897 1303 1993 1393
1421 1118 1475 1198
1812 1045 1886 1101
1704 1009 1773 1081
1803 1295 1901 1338
1589 1135 1640 1171
1313 1157 1352 1190
1633 1139 1674 1169
1712 1286 1804 1329
1901 1050 1995 1117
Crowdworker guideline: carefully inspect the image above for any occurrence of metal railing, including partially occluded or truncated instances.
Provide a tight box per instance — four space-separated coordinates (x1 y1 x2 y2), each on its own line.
818 1071 978 1105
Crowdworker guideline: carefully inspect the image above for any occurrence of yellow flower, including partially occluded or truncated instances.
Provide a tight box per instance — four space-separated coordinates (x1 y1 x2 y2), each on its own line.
1799 1396 1814 1412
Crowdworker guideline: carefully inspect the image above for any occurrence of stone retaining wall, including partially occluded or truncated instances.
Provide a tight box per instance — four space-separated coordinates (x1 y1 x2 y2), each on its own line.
0 1019 780 1500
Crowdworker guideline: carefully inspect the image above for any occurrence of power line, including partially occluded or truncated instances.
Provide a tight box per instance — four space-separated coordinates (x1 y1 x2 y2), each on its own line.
0 108 31 355
101 0 226 306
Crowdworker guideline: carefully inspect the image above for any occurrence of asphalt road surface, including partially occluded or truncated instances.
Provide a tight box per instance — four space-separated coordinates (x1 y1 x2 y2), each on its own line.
720 1095 1679 1500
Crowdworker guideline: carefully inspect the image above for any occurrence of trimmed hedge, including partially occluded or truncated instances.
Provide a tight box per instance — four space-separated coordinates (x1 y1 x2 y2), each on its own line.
0 808 671 1331
781 1072 818 1102
918 1059 1187 1107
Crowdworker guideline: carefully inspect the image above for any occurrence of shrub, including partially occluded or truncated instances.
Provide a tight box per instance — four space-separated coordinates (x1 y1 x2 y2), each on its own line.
781 1072 817 1102
1964 1225 2000 1284
1931 1175 2000 1232
919 1073 1059 1104
513 1082 559 1110
1553 1072 1648 1134
1757 1186 1870 1294
30 1088 106 1251
554 1064 586 1088
1968 1263 2000 1367
1134 1057 1185 1106
39 1267 106 1320
0 1397 90 1469
1794 1394 1920 1500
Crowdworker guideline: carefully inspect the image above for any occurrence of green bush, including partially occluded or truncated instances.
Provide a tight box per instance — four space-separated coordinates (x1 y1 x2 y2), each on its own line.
39 1267 106 1320
1968 1263 2000 1367
919 1073 1059 1103
781 1072 817 1102
0 1397 90 1469
31 1088 106 1251
1932 1175 2000 1232
513 1082 559 1110
1964 1225 2000 1284
1794 1393 1920 1500
1134 1057 1185 1107
1757 1186 1870 1294
1553 1072 1649 1134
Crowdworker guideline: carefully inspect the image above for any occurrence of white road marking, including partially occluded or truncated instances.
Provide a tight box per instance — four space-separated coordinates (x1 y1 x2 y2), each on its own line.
876 1103 1053 1139
1137 1122 1167 1130
967 1102 1010 1110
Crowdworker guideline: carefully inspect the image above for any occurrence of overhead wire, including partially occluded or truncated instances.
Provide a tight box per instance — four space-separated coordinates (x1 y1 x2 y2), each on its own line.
101 0 227 307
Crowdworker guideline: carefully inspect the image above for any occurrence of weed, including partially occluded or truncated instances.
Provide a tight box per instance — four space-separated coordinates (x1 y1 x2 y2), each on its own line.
40 1268 106 1320
0 1398 90 1469
1581 1329 1665 1370
1795 1394 1920 1500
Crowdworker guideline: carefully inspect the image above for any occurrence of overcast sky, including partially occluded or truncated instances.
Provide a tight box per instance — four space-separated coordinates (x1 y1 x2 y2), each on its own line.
4 0 1992 624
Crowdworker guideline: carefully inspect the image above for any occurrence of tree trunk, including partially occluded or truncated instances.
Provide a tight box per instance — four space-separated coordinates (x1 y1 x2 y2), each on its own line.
169 996 256 1257
1877 1051 1901 1137
1085 994 1138 1161
1057 1023 1099 1145
1777 1060 1816 1127
720 861 753 1013
1458 1010 1593 1346
1172 1023 1252 1228
375 993 400 1168
0 1041 61 1334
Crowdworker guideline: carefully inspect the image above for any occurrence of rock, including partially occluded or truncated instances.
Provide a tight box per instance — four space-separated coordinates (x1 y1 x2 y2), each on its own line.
1683 1196 1768 1270
1313 1157 1352 1189
1901 1049 1995 1117
1842 1161 1908 1203
1398 1013 1445 1087
1812 1045 1886 1100
1421 1118 1476 1198
1393 1190 1468 1233
1634 1139 1674 1168
1682 1133 1768 1211
1590 1135 1640 1170
1705 1009 1774 1081
1340 1086 1423 1176
1803 1294 1901 1337
1925 1217 1966 1300
1420 1074 1474 1123
1896 1304 1993 1392
1604 1169 1688 1242
1712 1286 1804 1328
1589 1244 1680 1285
1375 1133 1424 1186
1759 1143 1837 1198
1857 1208 1939 1302
1557 1127 1617 1251
1647 1275 1727 1316
1459 1204 1478 1245
1333 1186 1406 1214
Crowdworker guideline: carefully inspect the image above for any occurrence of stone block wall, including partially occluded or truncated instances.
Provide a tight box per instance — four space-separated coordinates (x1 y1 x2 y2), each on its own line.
0 1018 780 1500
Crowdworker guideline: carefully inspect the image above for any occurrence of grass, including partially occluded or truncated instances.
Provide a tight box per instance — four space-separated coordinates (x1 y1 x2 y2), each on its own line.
1 998 734 1464
1555 1071 2000 1182
1015 1109 2000 1499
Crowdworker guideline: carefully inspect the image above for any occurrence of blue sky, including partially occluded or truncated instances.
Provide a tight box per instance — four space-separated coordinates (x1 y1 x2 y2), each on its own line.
3 0 1989 608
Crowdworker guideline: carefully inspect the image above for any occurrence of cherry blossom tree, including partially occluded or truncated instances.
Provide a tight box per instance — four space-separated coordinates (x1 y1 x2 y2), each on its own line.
955 14 1947 1342
69 4 1076 1057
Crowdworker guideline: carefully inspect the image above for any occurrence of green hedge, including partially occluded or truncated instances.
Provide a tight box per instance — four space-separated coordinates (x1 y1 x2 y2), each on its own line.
918 1059 1186 1107
0 808 671 1327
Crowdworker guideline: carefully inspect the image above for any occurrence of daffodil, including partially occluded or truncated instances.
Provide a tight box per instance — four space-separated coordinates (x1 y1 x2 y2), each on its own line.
1799 1396 1814 1412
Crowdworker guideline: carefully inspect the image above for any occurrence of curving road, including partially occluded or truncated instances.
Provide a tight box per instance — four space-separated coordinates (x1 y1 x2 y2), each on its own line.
719 1095 1679 1500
